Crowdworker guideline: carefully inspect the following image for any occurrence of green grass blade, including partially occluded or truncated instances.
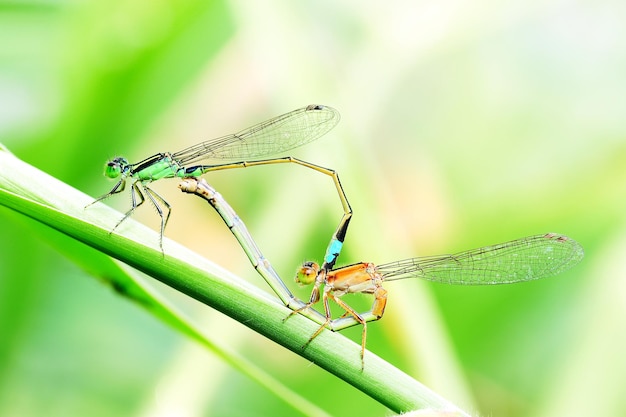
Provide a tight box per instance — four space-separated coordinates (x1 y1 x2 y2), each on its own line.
0 146 473 416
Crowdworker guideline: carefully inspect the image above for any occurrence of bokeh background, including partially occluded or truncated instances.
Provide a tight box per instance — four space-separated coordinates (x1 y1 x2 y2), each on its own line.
1 1 625 416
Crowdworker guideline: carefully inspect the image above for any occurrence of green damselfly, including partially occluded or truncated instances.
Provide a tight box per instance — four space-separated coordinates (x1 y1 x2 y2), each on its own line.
87 104 351 268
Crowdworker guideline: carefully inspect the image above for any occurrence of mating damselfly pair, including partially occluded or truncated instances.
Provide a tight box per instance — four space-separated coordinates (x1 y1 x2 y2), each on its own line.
88 104 584 368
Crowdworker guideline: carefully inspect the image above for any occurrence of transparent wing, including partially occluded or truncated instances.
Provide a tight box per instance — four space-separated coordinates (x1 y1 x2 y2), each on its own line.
377 233 584 285
172 104 340 164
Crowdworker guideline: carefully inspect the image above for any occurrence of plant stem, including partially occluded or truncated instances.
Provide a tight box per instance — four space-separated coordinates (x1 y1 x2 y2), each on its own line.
0 146 472 416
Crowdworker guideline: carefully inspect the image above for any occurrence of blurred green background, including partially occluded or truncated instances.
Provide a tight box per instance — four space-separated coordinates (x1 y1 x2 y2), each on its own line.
1 1 625 416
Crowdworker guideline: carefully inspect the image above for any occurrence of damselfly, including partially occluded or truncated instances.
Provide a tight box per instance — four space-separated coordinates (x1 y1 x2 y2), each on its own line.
87 104 351 268
292 233 584 368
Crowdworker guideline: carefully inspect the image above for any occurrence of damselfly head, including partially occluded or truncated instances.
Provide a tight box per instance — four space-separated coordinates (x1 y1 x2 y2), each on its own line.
104 157 129 179
295 261 320 286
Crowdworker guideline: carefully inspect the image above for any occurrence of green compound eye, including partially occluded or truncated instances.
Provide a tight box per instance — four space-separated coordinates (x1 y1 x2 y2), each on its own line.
104 157 128 179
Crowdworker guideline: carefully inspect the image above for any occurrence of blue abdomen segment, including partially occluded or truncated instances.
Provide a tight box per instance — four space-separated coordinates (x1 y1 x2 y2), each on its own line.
324 238 344 266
